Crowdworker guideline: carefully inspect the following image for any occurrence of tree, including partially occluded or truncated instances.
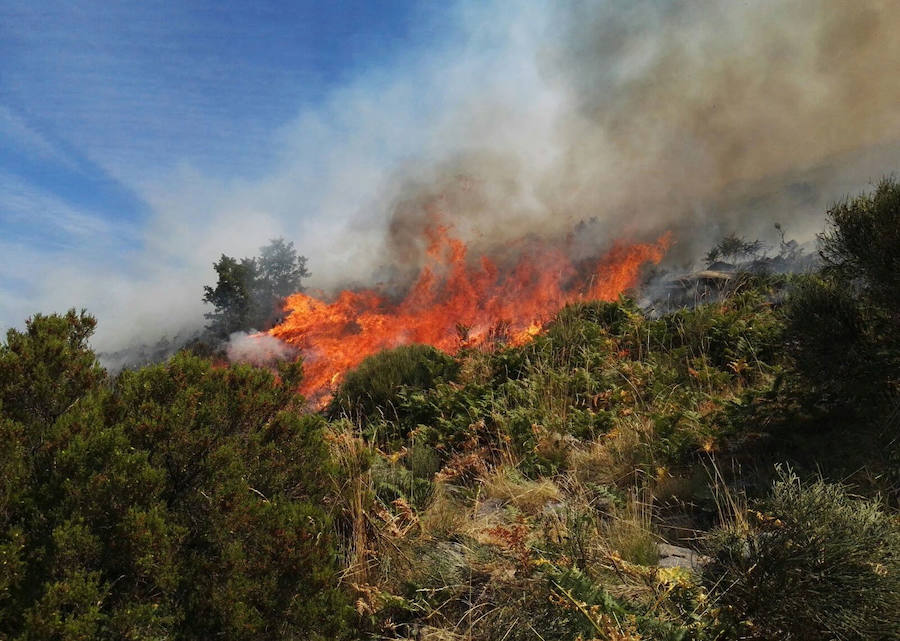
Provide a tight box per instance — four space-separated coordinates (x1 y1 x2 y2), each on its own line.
202 239 310 338
257 238 310 300
819 176 900 317
202 255 259 339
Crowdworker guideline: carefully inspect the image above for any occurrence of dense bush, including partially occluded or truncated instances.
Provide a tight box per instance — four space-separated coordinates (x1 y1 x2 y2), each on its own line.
703 469 900 640
777 181 900 491
820 176 900 315
328 344 460 432
782 276 882 402
0 310 105 429
791 179 900 404
0 312 351 640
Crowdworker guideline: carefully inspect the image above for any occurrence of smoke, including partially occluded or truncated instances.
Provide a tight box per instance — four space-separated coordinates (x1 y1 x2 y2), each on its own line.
376 0 900 272
225 332 297 367
549 0 900 250
6 0 900 355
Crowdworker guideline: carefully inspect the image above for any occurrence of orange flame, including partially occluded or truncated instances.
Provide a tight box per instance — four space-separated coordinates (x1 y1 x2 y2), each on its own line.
268 225 670 400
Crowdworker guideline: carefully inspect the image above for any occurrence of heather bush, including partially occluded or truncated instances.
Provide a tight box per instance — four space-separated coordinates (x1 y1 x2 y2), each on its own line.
703 469 900 640
0 315 352 640
327 343 459 435
820 176 900 315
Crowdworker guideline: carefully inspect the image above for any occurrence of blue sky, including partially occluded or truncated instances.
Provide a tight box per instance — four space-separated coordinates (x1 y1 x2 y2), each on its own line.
0 1 443 254
0 0 464 340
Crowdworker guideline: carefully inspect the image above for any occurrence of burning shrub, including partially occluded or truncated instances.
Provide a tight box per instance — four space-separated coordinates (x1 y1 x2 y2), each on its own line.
703 469 900 640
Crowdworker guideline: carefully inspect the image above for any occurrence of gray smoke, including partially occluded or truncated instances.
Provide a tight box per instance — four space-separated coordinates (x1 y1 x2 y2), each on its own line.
372 0 900 274
7 1 899 355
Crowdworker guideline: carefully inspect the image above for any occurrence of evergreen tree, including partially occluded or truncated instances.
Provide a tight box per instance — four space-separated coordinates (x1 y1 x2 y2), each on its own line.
202 255 259 338
202 240 309 338
257 238 309 300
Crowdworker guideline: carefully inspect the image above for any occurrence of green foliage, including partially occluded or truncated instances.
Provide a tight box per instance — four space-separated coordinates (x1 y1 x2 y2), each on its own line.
703 469 900 640
776 180 900 489
820 176 900 315
202 254 259 338
257 237 310 301
646 290 782 376
202 238 310 338
0 310 105 429
0 318 351 640
328 344 460 435
787 179 900 407
546 565 691 641
783 276 878 396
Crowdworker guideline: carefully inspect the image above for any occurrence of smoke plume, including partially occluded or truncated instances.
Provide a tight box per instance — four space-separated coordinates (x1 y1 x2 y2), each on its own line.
5 1 899 356
225 332 297 367
374 0 900 274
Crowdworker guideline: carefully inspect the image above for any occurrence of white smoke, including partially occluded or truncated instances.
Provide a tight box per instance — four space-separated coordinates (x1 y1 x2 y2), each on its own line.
5 0 900 355
225 332 296 367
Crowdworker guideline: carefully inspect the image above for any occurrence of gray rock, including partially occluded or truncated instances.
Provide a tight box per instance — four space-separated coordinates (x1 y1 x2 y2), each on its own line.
657 543 706 570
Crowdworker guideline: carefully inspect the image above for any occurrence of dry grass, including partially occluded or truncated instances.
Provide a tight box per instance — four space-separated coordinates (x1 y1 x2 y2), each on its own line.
419 482 469 539
570 416 654 488
325 391 685 639
326 424 377 584
481 467 560 515
602 488 659 566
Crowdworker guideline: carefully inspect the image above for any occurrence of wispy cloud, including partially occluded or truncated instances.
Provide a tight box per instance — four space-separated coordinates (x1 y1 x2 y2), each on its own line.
0 171 124 246
0 106 78 169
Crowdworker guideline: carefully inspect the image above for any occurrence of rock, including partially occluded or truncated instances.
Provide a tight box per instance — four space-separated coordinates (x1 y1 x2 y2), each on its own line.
657 543 706 570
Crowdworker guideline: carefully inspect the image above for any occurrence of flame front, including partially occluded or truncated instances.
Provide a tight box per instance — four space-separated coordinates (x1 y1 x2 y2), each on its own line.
268 225 670 400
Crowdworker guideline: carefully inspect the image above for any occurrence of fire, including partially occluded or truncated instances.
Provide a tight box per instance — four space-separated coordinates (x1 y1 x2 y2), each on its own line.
268 224 670 400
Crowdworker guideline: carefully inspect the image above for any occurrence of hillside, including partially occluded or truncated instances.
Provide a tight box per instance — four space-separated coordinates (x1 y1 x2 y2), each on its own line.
1 183 899 640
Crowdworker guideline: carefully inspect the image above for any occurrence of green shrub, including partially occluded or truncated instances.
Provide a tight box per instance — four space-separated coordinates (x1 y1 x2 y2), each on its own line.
646 291 782 378
780 275 894 421
703 469 900 640
777 181 900 490
0 309 105 430
820 176 900 315
371 456 435 510
0 315 352 641
546 565 691 641
327 344 459 434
